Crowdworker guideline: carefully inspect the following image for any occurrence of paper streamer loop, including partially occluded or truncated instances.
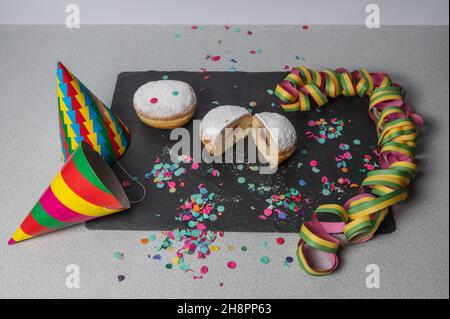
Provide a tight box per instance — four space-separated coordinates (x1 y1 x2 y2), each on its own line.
275 66 423 276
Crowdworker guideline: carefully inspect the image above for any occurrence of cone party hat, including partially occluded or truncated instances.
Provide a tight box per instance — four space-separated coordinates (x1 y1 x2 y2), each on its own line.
57 62 130 164
8 141 130 245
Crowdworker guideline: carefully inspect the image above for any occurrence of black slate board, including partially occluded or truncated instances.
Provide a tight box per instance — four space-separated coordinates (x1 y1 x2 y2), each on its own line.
86 71 395 234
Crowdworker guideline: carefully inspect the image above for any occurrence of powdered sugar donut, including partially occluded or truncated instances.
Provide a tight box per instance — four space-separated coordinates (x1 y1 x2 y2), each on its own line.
200 105 252 156
133 80 196 129
251 112 297 166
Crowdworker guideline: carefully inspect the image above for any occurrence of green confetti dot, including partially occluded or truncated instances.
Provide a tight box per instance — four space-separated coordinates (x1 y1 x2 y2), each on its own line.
353 139 361 145
179 263 190 271
113 252 124 260
260 256 270 264
165 263 173 269
217 205 225 212
172 90 179 96
162 74 169 80
241 246 248 252
237 176 246 184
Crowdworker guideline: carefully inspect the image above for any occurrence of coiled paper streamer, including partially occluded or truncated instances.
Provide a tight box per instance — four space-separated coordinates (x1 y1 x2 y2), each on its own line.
275 66 423 276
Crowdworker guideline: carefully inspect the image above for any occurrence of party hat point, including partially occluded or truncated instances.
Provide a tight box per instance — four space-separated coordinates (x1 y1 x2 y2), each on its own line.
8 238 16 245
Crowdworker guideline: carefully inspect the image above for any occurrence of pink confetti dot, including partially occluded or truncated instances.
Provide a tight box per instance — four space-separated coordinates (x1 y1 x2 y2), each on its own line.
263 208 273 216
307 120 316 127
309 160 318 167
276 237 285 245
200 265 209 275
211 55 221 62
227 261 237 269
191 162 200 170
167 181 176 188
150 97 158 104
249 50 256 55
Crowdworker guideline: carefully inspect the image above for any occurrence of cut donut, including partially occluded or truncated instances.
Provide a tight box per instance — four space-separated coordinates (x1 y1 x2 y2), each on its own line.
200 105 252 156
251 112 297 166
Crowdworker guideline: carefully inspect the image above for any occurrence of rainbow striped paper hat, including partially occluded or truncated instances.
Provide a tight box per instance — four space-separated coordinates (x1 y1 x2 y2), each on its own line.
57 62 130 164
8 141 130 245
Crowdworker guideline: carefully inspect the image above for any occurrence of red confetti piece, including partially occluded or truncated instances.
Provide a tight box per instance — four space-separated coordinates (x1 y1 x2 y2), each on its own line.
150 97 158 104
276 237 285 245
122 179 131 188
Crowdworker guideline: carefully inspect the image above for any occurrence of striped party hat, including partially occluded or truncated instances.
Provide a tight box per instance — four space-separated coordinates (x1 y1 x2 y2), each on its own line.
8 141 130 245
57 62 130 164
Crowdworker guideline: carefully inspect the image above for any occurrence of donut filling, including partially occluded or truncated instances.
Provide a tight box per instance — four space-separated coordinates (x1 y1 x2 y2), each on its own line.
203 114 252 156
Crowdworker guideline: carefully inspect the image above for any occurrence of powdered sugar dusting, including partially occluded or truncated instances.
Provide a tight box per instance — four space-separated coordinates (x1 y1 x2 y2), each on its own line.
200 105 248 141
255 112 297 151
133 80 196 119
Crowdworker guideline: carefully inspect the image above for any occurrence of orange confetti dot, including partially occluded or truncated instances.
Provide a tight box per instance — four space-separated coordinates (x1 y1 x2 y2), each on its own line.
140 238 149 245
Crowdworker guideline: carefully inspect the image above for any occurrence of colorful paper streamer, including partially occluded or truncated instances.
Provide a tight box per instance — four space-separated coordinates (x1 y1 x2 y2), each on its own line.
57 62 130 164
275 66 423 276
8 141 130 245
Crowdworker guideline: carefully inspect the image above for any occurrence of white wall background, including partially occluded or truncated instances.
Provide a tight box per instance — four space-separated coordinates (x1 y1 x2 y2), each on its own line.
0 0 449 25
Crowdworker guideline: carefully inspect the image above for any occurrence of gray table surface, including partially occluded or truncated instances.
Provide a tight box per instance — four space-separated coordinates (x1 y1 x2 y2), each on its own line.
0 25 448 299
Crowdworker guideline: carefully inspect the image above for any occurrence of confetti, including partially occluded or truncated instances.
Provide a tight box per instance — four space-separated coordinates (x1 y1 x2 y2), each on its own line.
259 188 307 220
145 159 190 192
121 179 131 188
305 117 344 144
153 254 161 260
113 252 124 260
260 256 270 264
200 265 209 275
227 261 237 269
152 184 225 277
